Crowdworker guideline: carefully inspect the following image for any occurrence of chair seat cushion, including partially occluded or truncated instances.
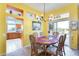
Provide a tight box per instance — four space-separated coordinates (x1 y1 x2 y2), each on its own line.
47 45 57 54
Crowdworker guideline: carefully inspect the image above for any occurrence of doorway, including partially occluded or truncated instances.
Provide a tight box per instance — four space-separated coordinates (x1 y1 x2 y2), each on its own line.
49 20 71 47
56 21 70 46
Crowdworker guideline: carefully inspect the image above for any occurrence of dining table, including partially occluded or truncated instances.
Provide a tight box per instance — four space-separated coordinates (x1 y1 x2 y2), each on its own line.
36 36 59 56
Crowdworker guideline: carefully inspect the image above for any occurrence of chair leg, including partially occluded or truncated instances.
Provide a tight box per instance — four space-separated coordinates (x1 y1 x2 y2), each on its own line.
64 51 65 56
46 45 50 48
56 51 63 56
60 51 63 56
63 47 65 56
60 53 63 56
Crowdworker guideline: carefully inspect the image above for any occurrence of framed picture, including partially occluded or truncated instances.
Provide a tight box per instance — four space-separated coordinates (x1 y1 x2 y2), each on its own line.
70 21 78 30
32 21 41 30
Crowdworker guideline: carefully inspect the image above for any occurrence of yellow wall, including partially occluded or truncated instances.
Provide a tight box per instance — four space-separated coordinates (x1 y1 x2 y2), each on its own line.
0 3 43 55
0 4 6 55
45 3 78 49
0 3 78 55
23 5 43 46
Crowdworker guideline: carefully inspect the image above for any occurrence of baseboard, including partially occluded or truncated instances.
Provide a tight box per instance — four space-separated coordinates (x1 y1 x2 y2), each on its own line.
0 52 6 56
24 45 31 48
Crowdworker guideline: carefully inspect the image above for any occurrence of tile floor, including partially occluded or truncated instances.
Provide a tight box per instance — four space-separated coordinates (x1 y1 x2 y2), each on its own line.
6 45 79 56
6 46 31 56
6 36 79 56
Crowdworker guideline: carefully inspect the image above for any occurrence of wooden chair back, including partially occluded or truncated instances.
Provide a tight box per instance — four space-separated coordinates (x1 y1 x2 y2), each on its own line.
63 34 66 43
56 35 64 56
29 35 36 44
53 32 59 36
33 32 38 38
29 34 38 56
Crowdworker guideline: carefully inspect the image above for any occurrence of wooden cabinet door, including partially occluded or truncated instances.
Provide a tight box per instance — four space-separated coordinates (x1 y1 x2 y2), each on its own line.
7 33 22 39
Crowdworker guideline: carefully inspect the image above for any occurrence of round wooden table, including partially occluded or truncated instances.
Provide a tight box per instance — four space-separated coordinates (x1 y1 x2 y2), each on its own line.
36 37 59 56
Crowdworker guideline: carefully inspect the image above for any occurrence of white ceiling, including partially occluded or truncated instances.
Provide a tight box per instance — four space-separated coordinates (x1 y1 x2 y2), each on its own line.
25 3 69 12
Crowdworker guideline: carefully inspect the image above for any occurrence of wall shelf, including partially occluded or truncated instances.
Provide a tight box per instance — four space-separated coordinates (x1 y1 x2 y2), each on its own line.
6 13 23 21
6 4 23 16
6 4 24 39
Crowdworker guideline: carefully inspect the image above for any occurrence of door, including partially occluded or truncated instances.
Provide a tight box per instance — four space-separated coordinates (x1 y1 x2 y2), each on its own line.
56 21 70 47
49 20 71 47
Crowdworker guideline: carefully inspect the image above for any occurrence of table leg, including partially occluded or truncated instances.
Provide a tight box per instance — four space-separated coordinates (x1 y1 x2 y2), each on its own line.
38 45 51 56
43 45 47 56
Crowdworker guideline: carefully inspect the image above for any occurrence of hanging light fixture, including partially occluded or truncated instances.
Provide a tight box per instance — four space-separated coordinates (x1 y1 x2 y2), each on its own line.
36 3 46 22
41 3 46 22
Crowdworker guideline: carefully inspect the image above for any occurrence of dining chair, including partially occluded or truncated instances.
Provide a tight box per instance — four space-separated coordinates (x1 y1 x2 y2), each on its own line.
56 35 64 56
62 34 66 55
29 34 38 56
52 34 66 55
53 32 59 36
51 32 59 47
50 35 65 56
29 34 44 56
33 32 45 50
33 32 38 38
46 32 59 49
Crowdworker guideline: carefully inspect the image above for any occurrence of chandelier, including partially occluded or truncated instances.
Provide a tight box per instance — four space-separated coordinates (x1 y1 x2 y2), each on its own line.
36 3 46 22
